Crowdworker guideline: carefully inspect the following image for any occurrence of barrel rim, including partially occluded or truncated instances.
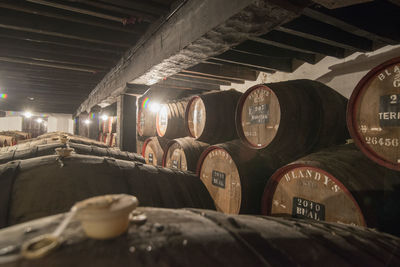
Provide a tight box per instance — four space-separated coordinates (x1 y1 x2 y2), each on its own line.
235 84 278 149
347 57 400 171
141 137 154 157
155 104 169 137
196 144 224 176
261 163 366 226
185 95 203 139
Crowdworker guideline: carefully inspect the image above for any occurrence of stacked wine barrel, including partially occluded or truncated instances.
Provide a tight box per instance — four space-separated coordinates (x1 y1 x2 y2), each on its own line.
98 116 117 146
156 99 189 139
0 154 215 227
1 207 399 267
0 131 30 147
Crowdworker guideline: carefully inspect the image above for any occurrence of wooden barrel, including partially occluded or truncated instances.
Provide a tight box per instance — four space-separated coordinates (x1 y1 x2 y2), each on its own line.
1 208 399 267
347 57 400 171
137 107 157 137
141 137 169 166
261 144 400 236
236 80 349 152
0 154 215 227
162 137 209 172
0 142 145 165
0 135 15 147
186 89 242 144
156 100 188 139
197 140 288 214
23 132 109 148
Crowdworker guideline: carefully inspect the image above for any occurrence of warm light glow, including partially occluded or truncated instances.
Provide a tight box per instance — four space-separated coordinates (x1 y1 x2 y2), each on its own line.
24 111 33 118
149 102 161 113
36 118 43 123
101 114 109 121
84 119 91 125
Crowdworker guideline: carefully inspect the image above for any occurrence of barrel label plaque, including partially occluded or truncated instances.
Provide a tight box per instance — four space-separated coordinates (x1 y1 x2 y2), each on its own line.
212 170 226 188
349 59 400 169
148 153 153 164
270 167 365 226
379 94 400 127
248 104 269 124
292 197 325 221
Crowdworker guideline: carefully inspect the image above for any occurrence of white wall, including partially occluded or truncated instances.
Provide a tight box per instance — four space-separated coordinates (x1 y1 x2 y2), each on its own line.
47 114 73 134
222 45 400 98
0 117 22 131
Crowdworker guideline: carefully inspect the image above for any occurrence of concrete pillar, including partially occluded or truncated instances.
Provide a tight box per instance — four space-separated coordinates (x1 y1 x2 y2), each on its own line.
117 94 137 152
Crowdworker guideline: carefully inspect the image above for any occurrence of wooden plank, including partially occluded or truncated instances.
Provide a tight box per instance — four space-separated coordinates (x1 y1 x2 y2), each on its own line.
170 75 231 86
174 72 242 85
212 50 293 72
186 63 258 81
258 30 346 58
279 15 373 51
233 40 316 64
157 78 220 91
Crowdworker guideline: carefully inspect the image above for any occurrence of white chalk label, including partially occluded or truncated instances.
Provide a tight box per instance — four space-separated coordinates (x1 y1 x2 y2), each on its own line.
292 197 325 221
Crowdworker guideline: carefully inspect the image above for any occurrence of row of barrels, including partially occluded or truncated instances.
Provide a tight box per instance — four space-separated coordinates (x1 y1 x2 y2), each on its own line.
0 131 30 147
139 57 400 171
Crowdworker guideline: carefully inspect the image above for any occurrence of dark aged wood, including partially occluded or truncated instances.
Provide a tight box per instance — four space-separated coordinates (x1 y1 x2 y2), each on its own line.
1 208 400 267
77 0 307 113
262 144 400 236
142 137 169 166
186 89 242 144
157 78 220 91
347 57 400 171
162 137 209 172
170 74 231 86
236 80 349 153
117 95 137 153
197 140 291 215
156 100 188 139
0 154 215 227
0 142 145 165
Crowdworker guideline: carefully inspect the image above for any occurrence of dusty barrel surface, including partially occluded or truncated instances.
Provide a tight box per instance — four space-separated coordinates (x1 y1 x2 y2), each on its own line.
0 154 215 228
142 136 169 166
0 135 15 147
186 89 242 144
137 107 156 137
162 137 209 172
156 100 188 139
1 208 399 267
261 144 400 236
197 140 286 214
0 142 145 165
347 57 400 171
236 80 349 152
20 133 109 148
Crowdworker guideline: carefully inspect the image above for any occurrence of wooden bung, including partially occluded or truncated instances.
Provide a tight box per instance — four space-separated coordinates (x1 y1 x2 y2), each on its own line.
347 57 400 171
186 89 242 144
261 144 400 236
236 80 349 153
162 137 209 172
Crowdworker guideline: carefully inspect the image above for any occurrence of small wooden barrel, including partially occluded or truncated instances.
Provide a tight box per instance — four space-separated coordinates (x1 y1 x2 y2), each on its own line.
162 137 209 172
197 140 287 214
156 100 188 139
261 144 400 236
0 154 215 227
1 208 399 267
236 80 349 152
186 89 242 144
137 107 156 137
142 137 169 166
347 57 400 171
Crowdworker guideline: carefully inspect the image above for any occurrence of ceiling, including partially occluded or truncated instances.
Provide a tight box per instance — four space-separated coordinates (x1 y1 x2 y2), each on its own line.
0 0 399 114
0 0 178 114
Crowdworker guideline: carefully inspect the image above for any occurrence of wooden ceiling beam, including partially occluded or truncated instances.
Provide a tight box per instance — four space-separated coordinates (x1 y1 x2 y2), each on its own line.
169 74 231 86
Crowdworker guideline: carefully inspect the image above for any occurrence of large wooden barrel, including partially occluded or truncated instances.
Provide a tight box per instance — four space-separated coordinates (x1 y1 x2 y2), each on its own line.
0 142 145 165
186 89 242 144
0 154 215 227
261 144 400 236
236 80 349 152
142 136 169 166
137 107 157 137
1 208 399 267
347 57 400 171
21 132 109 148
162 137 209 172
197 140 287 214
156 100 188 139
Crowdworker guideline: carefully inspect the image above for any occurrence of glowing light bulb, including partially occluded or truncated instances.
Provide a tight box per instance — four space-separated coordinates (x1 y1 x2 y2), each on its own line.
149 102 161 113
24 111 32 118
101 114 108 121
36 118 43 123
84 119 91 125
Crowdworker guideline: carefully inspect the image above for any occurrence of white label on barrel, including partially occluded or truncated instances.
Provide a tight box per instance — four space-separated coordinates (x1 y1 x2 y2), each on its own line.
271 167 365 226
212 170 226 188
148 153 153 164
